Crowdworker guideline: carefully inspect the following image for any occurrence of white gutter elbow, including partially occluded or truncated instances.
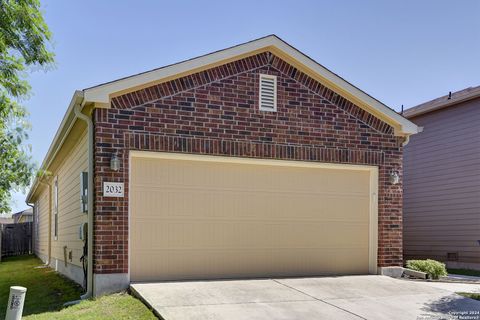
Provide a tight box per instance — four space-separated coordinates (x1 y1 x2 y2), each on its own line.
74 101 94 300
402 125 424 147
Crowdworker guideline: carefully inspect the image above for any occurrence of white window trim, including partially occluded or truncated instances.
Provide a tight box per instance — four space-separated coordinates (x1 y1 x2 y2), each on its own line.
259 74 277 112
53 176 58 241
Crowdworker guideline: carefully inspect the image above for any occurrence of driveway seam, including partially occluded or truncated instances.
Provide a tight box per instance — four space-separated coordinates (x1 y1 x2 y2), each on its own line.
150 298 316 308
272 279 367 320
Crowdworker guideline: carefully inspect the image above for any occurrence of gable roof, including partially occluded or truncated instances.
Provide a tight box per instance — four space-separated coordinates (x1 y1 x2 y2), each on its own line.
83 35 417 136
12 208 33 217
403 85 480 118
27 35 419 204
12 208 33 223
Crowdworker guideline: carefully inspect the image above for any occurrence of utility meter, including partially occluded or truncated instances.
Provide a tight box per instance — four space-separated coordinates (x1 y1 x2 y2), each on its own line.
80 172 88 213
79 222 88 241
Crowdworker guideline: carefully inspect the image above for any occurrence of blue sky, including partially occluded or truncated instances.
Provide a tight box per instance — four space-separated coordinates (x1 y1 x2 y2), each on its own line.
9 0 480 212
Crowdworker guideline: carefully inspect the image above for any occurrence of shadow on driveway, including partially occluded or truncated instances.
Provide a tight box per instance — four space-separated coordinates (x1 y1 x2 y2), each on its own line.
422 294 480 318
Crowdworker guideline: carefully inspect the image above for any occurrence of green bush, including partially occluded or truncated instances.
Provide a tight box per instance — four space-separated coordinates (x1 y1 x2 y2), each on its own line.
406 259 448 279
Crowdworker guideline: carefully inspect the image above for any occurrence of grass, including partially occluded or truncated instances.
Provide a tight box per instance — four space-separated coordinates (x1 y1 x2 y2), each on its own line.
0 255 156 320
448 268 480 277
0 255 82 317
457 292 480 301
24 293 157 320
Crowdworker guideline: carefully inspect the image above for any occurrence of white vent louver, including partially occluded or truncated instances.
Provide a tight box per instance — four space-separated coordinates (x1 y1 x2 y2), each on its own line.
259 74 277 111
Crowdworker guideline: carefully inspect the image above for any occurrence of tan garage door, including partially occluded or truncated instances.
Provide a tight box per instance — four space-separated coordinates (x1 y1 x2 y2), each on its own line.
130 152 377 282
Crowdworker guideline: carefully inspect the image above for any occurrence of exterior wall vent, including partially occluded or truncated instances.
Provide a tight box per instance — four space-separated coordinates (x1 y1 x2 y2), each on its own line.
259 74 277 111
447 252 458 261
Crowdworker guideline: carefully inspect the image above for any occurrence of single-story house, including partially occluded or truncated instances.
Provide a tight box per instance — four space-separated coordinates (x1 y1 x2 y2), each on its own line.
403 86 480 270
27 35 419 296
12 208 33 223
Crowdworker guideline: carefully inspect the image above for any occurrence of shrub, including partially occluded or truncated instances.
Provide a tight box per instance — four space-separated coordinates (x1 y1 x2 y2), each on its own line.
406 259 448 279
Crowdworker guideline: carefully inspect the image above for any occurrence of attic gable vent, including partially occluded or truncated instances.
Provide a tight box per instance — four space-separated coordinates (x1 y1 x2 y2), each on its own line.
259 74 277 111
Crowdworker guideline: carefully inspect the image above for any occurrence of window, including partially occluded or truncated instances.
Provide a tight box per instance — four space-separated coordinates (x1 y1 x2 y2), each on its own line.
259 74 277 111
54 176 58 240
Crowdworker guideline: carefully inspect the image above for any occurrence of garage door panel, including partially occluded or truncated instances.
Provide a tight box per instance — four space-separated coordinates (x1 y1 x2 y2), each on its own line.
132 220 369 250
132 189 369 222
130 155 374 282
132 158 370 195
131 248 369 282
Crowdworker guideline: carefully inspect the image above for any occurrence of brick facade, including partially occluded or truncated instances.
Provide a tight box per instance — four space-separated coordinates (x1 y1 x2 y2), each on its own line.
93 52 404 274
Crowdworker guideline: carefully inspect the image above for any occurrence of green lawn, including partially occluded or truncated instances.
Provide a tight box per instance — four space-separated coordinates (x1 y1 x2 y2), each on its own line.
457 292 480 301
24 293 157 320
0 255 82 316
0 255 156 319
448 268 480 278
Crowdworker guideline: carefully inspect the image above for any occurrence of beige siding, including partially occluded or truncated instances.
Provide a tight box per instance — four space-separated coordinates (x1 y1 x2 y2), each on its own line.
49 128 88 267
404 97 480 265
34 186 50 260
33 127 88 267
130 153 376 282
31 121 88 284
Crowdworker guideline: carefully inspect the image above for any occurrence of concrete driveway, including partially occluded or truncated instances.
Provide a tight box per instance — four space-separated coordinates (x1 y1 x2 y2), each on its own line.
131 275 480 320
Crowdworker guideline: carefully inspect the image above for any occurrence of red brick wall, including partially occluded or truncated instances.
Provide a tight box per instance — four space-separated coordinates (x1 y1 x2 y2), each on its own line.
93 52 404 274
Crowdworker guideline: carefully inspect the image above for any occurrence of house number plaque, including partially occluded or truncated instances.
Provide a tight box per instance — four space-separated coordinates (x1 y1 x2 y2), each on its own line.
103 182 124 197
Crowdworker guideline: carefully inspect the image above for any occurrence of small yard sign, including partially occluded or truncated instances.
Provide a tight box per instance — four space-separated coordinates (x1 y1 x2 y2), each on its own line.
103 182 124 197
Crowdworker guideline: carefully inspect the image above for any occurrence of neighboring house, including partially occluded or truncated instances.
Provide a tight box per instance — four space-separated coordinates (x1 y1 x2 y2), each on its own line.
403 86 480 270
26 35 418 296
12 208 33 223
0 216 13 224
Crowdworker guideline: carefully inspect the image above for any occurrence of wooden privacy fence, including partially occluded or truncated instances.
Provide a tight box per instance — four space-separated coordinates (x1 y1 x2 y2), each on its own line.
0 222 33 259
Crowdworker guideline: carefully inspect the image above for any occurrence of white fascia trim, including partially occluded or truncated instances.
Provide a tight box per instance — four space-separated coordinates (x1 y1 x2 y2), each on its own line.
26 91 84 203
83 36 278 104
82 35 418 136
270 38 419 136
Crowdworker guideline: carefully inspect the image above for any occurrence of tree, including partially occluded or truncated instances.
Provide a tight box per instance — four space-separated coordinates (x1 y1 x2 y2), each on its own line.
0 0 54 213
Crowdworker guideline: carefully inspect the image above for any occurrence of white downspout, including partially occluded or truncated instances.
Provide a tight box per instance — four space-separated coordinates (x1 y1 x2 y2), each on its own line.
36 178 53 266
25 202 35 255
74 103 94 299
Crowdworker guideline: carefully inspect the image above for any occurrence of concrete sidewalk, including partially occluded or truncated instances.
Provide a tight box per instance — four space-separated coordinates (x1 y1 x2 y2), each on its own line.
447 273 480 282
131 275 480 320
